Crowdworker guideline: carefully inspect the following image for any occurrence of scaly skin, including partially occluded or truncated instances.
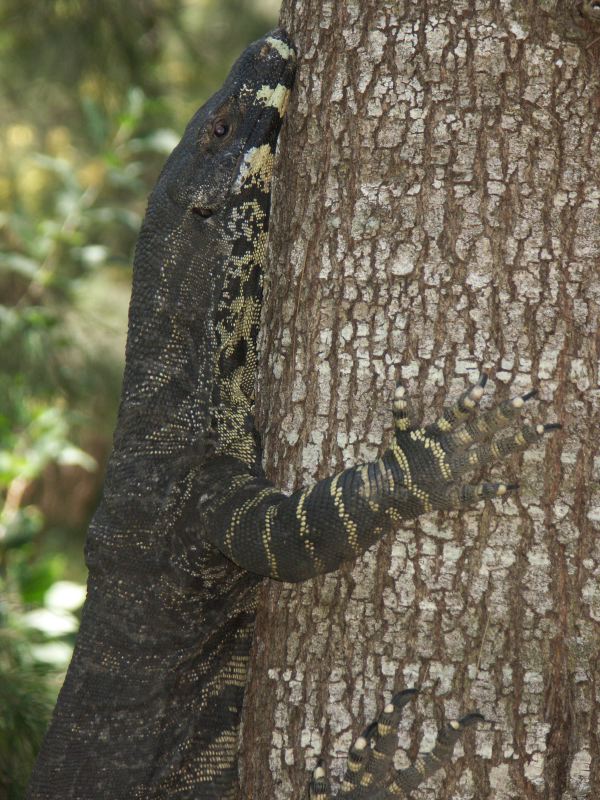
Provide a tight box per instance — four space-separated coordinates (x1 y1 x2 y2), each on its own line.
28 29 296 800
28 29 558 800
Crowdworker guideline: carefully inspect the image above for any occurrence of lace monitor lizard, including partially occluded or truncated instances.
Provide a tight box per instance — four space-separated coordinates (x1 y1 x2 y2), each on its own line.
28 28 559 800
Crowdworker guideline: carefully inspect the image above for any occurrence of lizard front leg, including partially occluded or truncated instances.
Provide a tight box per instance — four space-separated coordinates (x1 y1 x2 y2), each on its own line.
202 373 558 582
308 689 482 799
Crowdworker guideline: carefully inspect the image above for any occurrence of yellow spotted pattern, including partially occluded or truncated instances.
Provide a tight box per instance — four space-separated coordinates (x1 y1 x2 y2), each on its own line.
330 473 360 554
212 147 275 467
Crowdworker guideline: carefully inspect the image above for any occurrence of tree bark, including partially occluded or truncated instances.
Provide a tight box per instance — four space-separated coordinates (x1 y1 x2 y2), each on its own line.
241 2 600 798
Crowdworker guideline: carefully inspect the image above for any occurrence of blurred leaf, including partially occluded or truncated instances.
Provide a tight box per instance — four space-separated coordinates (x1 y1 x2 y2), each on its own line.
44 581 86 613
56 445 97 471
75 244 108 268
1 508 43 549
22 608 79 637
0 663 54 798
89 206 141 230
82 96 110 147
29 641 73 668
130 129 180 154
17 555 66 605
31 153 79 186
0 253 40 278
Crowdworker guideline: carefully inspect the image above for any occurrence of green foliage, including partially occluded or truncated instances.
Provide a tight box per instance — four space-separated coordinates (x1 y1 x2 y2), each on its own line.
0 1 280 794
0 629 56 799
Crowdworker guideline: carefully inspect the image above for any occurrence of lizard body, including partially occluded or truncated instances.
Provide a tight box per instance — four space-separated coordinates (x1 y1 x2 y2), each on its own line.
28 29 557 800
28 30 295 800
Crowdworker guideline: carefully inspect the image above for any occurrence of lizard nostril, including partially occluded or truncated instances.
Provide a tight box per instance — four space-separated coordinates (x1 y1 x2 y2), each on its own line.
192 206 213 218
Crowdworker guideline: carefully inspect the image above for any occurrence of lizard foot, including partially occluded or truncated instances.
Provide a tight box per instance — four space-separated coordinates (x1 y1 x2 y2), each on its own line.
308 689 482 799
388 373 560 514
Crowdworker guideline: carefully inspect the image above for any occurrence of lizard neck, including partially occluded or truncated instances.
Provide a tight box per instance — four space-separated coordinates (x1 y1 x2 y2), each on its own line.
109 196 228 478
210 144 276 471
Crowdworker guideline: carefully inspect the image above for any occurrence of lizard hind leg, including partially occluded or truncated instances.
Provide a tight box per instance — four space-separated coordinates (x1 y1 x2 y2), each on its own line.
307 723 381 800
308 690 482 799
382 711 484 797
307 692 416 800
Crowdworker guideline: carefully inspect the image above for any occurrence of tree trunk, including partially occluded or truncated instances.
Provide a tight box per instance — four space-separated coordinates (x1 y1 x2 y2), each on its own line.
241 2 600 798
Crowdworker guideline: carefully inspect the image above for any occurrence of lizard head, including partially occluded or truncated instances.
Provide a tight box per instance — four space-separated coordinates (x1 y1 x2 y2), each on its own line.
123 30 296 424
154 28 296 222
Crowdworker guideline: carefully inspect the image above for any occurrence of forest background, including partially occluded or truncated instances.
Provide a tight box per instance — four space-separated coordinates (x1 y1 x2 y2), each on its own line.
0 2 279 796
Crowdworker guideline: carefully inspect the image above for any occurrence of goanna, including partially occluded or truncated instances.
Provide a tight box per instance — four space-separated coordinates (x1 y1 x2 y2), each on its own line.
28 29 558 800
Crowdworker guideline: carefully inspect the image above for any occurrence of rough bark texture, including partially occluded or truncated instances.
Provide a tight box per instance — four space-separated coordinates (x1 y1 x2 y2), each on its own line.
241 2 600 798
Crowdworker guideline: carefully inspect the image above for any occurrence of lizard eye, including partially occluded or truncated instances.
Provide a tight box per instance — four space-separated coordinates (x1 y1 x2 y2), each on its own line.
212 118 230 138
